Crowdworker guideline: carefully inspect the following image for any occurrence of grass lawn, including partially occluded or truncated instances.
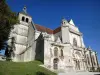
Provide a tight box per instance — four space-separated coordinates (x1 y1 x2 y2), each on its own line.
0 61 56 75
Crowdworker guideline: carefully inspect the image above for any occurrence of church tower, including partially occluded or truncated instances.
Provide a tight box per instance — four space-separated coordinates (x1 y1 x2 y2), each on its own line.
18 6 32 25
8 6 33 62
61 18 70 43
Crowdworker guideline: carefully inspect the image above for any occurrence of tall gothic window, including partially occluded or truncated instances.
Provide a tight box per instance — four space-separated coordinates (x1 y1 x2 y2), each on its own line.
54 47 58 57
61 49 63 56
92 56 96 66
73 38 77 47
22 16 25 21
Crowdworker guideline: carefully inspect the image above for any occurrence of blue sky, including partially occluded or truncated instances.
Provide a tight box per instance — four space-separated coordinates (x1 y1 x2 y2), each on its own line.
5 0 100 63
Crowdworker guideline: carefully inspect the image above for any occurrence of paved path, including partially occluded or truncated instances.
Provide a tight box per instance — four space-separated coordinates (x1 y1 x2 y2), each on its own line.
58 72 100 75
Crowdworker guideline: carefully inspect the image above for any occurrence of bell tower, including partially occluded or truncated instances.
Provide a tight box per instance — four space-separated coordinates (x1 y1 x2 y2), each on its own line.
8 6 33 62
18 6 32 25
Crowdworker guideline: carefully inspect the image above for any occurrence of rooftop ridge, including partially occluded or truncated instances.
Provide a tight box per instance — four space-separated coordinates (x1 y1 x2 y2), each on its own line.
35 24 53 31
34 24 61 34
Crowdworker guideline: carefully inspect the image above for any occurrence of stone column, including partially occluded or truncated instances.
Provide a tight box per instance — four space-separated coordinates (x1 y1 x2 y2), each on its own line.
81 60 85 71
89 50 93 71
80 36 82 47
84 50 89 71
94 52 99 70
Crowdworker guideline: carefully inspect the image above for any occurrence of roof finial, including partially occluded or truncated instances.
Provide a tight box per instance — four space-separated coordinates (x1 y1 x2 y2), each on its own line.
23 6 27 14
88 46 92 50
62 16 65 19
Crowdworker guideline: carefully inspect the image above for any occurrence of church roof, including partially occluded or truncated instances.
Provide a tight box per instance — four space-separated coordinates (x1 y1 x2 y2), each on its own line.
35 24 53 34
53 27 61 34
34 24 61 34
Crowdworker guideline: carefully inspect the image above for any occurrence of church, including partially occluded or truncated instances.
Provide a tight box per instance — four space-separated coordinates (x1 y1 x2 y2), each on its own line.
8 7 99 72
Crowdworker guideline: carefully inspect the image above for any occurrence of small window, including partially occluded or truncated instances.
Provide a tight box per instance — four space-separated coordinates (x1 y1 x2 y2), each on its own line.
61 49 63 56
73 38 77 47
26 18 29 23
22 16 25 21
54 47 58 57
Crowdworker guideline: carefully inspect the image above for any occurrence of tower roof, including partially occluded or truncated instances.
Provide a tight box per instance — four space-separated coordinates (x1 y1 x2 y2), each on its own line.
19 6 31 17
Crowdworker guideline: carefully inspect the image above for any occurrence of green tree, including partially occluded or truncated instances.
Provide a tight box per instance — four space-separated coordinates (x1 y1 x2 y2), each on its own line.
0 0 18 50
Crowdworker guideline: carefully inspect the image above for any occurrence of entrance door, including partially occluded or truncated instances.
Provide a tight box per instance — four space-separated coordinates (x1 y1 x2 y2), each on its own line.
77 60 80 70
53 58 59 69
75 60 80 70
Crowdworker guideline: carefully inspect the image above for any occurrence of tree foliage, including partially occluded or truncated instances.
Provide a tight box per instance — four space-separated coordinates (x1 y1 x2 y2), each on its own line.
0 0 18 50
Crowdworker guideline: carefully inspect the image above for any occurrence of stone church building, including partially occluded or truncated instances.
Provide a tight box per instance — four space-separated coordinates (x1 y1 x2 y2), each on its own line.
8 7 99 72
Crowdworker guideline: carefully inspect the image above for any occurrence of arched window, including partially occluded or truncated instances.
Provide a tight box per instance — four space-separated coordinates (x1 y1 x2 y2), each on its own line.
22 16 25 21
73 38 77 47
61 49 63 56
92 55 96 66
87 54 90 65
54 47 58 57
26 18 29 23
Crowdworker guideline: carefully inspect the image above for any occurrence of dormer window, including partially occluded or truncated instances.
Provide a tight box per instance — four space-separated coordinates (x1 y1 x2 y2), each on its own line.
22 16 25 21
26 18 29 23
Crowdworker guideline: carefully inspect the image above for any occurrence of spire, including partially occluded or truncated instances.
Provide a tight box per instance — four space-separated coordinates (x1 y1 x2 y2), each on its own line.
69 19 75 25
20 6 31 16
23 6 27 14
62 17 68 22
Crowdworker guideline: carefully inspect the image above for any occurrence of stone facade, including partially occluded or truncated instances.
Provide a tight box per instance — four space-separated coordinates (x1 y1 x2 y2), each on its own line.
8 7 99 72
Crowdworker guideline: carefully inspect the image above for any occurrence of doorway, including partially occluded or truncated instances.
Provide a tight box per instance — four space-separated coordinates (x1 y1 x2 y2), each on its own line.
53 58 59 69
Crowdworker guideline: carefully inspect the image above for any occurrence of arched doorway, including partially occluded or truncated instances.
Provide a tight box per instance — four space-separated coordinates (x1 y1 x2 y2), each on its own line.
53 58 59 69
75 60 80 70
